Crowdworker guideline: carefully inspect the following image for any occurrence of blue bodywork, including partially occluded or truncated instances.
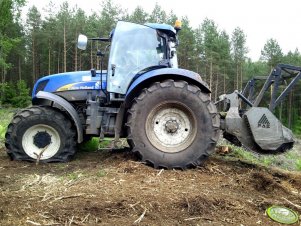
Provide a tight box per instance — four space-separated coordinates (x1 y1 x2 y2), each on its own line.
32 71 107 98
127 68 208 95
124 68 210 107
32 67 209 100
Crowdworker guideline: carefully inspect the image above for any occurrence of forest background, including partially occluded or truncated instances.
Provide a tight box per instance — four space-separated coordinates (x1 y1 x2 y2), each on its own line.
0 0 300 134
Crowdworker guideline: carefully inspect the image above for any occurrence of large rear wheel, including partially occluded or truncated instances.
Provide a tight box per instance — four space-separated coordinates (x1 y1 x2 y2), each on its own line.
126 80 220 169
5 106 76 162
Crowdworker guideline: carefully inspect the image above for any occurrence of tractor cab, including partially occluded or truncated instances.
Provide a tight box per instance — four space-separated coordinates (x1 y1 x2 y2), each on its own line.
78 21 180 94
107 21 178 94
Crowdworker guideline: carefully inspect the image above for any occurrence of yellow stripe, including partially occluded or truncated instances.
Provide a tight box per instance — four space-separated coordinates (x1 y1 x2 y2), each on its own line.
56 83 75 91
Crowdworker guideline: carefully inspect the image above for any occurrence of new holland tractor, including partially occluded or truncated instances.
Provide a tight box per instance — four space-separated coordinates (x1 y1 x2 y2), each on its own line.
5 20 298 169
5 21 220 169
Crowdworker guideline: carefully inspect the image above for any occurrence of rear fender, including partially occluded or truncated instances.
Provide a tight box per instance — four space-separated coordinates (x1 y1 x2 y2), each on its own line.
33 91 83 143
125 68 210 108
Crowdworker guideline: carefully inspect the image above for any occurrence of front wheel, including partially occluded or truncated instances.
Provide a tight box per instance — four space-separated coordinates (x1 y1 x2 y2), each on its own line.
126 80 220 169
5 106 76 162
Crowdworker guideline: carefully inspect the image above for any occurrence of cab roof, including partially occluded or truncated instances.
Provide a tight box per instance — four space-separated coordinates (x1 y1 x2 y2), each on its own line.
145 23 176 37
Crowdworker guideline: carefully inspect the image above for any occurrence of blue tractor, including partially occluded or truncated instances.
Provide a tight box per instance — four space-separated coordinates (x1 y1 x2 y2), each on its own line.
5 21 220 169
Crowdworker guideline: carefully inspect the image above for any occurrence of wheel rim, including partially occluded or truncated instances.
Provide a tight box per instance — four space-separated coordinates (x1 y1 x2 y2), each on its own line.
145 102 197 153
22 124 61 160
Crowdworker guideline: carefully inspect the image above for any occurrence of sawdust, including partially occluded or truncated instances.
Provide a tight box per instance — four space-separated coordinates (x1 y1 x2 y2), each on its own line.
0 148 300 225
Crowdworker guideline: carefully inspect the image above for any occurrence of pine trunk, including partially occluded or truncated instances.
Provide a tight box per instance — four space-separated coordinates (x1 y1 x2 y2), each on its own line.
75 33 78 71
223 71 226 94
90 42 93 69
63 21 67 72
215 73 219 101
240 63 243 91
79 51 82 71
57 48 60 73
1 67 5 83
236 63 239 90
18 56 22 81
32 36 35 86
288 90 293 129
209 60 213 89
48 41 51 75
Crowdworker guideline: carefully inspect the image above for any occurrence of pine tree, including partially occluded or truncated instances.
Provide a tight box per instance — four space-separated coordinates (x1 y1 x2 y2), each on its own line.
231 27 248 90
260 38 283 69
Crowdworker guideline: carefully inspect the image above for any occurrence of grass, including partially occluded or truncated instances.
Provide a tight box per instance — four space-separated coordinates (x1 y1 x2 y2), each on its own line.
78 137 112 152
63 171 85 181
296 159 301 171
218 141 301 171
96 169 107 177
0 108 15 146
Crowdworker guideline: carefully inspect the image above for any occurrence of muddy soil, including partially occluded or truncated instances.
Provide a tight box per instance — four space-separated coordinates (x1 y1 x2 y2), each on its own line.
0 147 301 226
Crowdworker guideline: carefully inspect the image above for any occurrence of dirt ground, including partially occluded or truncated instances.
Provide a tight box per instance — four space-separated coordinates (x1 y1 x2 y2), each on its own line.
0 146 301 226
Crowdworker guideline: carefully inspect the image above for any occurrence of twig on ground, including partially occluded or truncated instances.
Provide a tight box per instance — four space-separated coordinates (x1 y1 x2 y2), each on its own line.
30 174 41 186
26 220 41 225
282 197 301 210
50 193 84 203
34 144 49 165
134 207 147 224
19 174 41 191
209 165 226 175
81 213 90 223
129 160 146 165
184 216 201 221
185 197 190 212
41 194 53 202
129 201 140 211
157 169 164 176
39 213 50 219
68 216 74 226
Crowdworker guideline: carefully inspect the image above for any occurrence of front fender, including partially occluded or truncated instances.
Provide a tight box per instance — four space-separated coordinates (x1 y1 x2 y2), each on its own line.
33 91 83 143
125 68 210 107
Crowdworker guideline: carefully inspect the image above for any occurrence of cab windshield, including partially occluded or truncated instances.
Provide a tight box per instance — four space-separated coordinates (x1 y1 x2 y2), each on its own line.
107 21 165 94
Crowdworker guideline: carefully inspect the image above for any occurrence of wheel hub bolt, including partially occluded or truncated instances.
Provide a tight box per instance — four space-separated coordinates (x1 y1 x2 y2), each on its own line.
165 120 179 133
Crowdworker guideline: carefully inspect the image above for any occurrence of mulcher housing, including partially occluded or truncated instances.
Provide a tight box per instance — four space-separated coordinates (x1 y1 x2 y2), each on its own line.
219 64 299 153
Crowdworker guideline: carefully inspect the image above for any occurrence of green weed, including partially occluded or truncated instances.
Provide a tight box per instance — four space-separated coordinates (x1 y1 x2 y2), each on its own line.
98 138 112 149
0 108 15 145
218 141 301 171
295 159 301 171
0 125 6 140
66 172 84 180
96 169 107 177
261 156 274 167
78 138 99 152
225 145 260 164
78 138 111 152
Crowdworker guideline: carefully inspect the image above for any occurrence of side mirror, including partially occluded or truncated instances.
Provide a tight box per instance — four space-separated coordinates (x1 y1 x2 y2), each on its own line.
77 34 88 50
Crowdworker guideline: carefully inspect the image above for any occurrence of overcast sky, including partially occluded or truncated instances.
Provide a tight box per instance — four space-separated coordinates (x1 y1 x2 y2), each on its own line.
23 0 301 61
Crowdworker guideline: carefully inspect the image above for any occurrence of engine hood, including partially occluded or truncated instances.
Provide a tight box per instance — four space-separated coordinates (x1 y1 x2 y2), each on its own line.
32 71 107 98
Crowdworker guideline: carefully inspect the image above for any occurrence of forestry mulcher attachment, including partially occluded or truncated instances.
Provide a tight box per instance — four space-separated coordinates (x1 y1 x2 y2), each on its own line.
4 19 300 169
218 64 300 153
